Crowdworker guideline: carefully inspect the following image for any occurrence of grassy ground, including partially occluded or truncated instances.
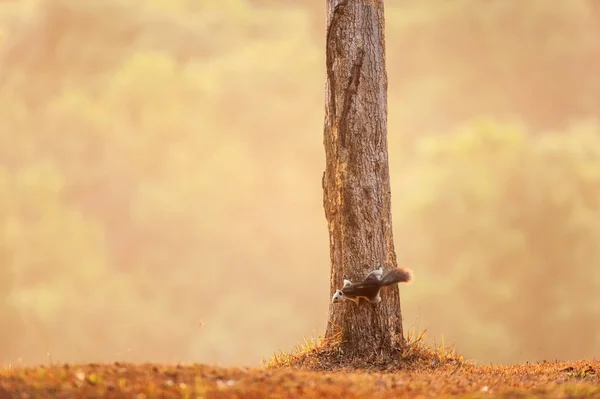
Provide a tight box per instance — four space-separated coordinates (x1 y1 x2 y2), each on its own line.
1 359 599 398
1 334 598 398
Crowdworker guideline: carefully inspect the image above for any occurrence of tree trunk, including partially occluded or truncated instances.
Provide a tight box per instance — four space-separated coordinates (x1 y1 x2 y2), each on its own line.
322 0 404 361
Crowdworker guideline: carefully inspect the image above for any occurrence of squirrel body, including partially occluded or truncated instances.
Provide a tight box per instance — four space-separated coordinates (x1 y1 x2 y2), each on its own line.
331 265 412 304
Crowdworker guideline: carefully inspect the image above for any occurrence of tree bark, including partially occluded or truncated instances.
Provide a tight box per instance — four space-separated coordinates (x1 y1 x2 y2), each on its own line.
323 0 404 361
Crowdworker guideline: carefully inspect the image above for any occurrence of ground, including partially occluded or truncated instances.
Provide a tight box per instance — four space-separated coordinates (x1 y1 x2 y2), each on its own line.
1 360 599 398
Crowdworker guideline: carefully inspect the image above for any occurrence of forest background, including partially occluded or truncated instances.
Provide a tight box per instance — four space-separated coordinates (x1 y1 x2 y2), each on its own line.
1 0 600 367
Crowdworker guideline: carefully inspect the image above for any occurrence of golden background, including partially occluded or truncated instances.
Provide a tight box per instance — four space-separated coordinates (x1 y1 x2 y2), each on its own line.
1 0 599 367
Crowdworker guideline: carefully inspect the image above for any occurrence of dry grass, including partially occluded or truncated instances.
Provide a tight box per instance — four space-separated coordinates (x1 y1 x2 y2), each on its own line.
265 328 463 372
1 333 598 398
1 359 599 398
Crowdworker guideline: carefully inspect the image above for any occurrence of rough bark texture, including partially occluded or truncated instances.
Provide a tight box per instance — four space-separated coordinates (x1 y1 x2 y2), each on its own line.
323 0 404 360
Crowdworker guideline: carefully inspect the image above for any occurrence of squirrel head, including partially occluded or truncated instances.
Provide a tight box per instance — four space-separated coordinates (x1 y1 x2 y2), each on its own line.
332 279 353 303
331 289 345 303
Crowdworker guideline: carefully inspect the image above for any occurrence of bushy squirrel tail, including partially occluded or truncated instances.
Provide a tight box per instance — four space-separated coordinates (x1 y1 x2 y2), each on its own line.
380 267 413 286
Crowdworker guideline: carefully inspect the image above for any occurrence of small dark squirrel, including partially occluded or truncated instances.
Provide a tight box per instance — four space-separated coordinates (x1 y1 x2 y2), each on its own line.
331 265 412 304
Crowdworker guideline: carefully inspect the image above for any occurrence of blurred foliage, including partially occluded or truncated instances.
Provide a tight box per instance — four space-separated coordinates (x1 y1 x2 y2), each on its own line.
0 0 599 366
395 120 600 363
0 242 22 361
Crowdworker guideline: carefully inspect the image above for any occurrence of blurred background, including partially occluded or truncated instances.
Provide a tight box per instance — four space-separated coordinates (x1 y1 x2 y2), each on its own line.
1 0 600 367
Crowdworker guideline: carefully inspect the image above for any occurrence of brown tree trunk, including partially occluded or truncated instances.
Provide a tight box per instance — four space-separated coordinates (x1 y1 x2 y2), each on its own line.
323 0 404 361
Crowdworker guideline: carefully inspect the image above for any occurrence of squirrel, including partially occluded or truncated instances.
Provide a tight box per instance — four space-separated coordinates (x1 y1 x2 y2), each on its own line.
331 265 412 304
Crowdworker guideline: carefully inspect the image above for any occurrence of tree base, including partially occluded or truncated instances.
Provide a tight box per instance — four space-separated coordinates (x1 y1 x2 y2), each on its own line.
265 331 463 372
